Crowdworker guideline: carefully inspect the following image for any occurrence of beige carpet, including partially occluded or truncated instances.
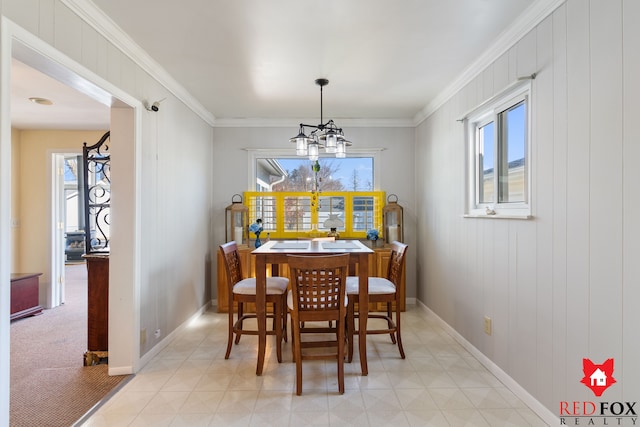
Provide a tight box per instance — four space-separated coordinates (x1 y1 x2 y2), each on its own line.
10 263 129 427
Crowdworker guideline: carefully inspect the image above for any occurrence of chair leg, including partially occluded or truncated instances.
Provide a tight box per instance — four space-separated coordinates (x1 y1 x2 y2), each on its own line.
346 300 355 363
292 316 303 395
272 302 277 331
395 298 405 359
337 318 345 394
225 306 234 359
289 309 296 363
387 302 397 344
274 299 283 363
234 302 243 344
282 294 288 343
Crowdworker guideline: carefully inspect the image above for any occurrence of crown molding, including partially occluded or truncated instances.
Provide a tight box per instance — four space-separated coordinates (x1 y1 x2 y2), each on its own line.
413 0 567 126
214 117 414 128
61 0 216 126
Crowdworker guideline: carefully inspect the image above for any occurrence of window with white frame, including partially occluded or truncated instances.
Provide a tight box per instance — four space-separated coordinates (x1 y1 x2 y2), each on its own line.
245 149 384 237
465 82 531 218
248 149 381 192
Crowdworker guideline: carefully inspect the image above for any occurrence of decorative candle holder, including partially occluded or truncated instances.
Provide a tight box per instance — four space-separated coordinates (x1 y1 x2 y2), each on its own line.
225 194 248 246
383 194 403 244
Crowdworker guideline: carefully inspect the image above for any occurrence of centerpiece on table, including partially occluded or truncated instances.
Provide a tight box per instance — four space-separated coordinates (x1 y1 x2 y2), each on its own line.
323 214 344 239
249 219 263 248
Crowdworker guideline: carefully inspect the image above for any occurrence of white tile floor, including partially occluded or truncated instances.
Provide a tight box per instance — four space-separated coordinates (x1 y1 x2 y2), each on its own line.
82 306 549 426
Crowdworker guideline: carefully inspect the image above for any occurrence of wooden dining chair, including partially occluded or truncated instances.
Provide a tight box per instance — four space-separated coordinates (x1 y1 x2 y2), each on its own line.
346 241 408 361
287 254 350 395
219 241 289 362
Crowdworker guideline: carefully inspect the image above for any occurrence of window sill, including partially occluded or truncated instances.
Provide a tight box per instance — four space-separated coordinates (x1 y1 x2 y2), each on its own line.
464 213 532 220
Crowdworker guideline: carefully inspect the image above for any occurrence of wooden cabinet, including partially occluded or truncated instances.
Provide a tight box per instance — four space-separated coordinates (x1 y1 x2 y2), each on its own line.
10 273 43 320
217 244 405 313
84 254 109 352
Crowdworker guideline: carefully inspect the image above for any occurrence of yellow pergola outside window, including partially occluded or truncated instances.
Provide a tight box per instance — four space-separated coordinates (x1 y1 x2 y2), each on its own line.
244 191 385 239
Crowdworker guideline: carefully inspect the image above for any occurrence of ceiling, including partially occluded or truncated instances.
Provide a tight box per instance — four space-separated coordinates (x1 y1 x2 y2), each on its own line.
12 0 539 129
11 58 111 130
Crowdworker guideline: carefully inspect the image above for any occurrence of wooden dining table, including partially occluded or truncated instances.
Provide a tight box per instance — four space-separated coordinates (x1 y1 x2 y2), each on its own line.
252 239 374 376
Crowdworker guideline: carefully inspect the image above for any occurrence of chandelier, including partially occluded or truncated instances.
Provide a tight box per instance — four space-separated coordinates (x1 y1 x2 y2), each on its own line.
289 78 352 160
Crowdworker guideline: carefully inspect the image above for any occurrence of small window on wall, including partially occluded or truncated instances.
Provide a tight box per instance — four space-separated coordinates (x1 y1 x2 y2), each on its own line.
465 81 531 218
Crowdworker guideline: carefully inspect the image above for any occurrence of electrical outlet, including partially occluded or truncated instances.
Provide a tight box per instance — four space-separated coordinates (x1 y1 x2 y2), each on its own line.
140 328 147 346
484 316 492 335
154 329 161 339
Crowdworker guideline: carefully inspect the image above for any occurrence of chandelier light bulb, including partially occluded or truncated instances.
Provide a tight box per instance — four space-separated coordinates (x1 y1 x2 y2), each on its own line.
308 143 319 161
325 131 337 153
296 137 308 156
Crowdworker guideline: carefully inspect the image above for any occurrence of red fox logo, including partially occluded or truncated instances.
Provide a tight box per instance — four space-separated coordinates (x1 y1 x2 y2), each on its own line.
580 358 616 397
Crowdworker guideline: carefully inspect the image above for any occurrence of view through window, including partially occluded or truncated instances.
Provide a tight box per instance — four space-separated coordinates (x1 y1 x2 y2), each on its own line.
260 157 373 192
251 156 378 236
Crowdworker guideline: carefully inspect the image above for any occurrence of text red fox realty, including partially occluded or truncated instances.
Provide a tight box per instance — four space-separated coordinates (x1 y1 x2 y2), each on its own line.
559 359 638 426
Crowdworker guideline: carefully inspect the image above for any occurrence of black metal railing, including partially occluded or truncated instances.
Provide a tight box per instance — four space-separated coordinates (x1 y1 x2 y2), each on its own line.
83 131 110 254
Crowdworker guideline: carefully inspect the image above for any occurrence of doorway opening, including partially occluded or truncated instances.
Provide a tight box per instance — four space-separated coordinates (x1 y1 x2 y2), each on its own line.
7 26 139 378
51 152 86 307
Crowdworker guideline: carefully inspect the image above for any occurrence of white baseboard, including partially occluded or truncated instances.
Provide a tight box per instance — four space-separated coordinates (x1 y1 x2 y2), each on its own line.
108 366 133 376
138 301 211 369
416 300 558 426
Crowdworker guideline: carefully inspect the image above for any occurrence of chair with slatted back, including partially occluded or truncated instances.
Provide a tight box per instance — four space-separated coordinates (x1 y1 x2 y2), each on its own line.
287 253 350 395
346 241 408 361
219 241 288 362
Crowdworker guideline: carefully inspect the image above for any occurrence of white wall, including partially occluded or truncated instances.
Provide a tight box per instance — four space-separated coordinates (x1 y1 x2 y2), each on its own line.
137 98 213 356
211 126 417 301
416 0 640 417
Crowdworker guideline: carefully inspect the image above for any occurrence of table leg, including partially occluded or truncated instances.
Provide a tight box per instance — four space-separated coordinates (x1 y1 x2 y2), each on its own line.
255 256 267 375
358 253 368 375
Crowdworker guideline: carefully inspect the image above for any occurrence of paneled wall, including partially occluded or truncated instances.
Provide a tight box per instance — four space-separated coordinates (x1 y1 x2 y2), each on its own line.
416 0 640 417
0 0 214 383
